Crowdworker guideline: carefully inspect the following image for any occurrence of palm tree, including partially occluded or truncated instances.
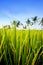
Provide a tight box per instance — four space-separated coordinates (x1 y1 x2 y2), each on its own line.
3 25 10 29
7 25 11 29
26 19 31 26
40 18 43 25
32 16 38 23
12 20 17 28
23 25 27 29
39 18 43 30
16 21 20 27
12 20 16 25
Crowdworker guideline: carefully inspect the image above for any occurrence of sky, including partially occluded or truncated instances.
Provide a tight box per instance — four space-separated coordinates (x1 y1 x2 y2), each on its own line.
0 0 43 28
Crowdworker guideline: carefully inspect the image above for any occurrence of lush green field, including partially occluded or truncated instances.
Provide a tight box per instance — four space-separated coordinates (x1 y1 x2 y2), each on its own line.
0 28 43 65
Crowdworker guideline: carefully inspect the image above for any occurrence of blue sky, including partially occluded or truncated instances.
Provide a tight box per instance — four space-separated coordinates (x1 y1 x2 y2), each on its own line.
0 0 43 26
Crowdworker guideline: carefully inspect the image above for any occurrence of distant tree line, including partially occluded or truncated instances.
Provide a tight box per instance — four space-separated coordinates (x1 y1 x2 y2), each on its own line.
2 16 43 29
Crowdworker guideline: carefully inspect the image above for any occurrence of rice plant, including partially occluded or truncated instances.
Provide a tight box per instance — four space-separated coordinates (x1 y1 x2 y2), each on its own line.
0 28 43 65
